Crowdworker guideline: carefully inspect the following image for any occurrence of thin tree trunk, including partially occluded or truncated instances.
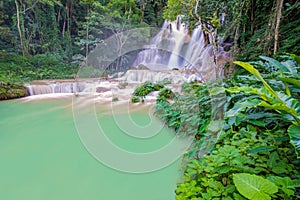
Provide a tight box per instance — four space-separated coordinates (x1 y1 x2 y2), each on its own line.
251 0 254 35
85 5 90 66
140 3 145 23
15 0 24 56
264 1 277 55
274 0 284 54
57 8 61 24
68 0 73 37
62 8 66 38
85 26 89 65
233 24 240 55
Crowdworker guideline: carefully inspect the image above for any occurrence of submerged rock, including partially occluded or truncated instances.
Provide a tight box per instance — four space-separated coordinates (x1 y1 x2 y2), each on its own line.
96 87 111 93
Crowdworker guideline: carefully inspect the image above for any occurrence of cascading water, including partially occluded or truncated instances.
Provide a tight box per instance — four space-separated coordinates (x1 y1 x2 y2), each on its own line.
133 17 233 81
133 16 189 70
26 17 232 96
25 81 112 96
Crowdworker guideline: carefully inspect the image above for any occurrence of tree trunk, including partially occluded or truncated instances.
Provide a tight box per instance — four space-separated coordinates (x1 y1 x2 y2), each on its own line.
85 5 90 66
264 1 277 55
15 0 24 56
274 0 284 54
140 3 145 23
68 0 73 37
62 6 66 38
250 0 255 35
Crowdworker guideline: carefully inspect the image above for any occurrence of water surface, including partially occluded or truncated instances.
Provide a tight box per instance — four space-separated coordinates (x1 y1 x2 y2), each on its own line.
0 97 181 200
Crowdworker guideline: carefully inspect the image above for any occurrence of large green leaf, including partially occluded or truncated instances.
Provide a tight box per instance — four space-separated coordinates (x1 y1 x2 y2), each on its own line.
259 56 297 74
288 125 300 158
233 61 280 101
286 53 300 65
280 77 300 88
226 99 261 117
233 173 278 200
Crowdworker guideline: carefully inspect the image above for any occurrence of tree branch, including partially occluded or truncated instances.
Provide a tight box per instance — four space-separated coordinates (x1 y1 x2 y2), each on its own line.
22 0 39 13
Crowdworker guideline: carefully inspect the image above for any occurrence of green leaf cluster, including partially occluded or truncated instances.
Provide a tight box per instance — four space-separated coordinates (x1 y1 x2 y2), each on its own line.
133 81 164 97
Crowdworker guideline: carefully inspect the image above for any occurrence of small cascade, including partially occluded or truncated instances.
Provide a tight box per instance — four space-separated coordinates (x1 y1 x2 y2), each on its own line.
26 85 53 96
121 70 202 84
26 81 89 96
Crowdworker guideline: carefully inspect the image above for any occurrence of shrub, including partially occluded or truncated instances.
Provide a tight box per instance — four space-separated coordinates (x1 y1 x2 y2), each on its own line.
131 96 140 103
158 88 174 99
133 81 164 97
112 97 119 102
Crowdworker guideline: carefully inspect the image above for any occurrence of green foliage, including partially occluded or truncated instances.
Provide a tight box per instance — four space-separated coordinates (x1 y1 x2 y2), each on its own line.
0 54 77 82
233 57 300 157
288 125 300 158
233 173 278 200
156 82 212 138
133 81 164 97
131 96 140 103
176 128 299 199
75 2 104 58
112 97 119 102
1 0 166 80
158 87 174 99
0 81 27 100
156 55 300 200
163 0 299 59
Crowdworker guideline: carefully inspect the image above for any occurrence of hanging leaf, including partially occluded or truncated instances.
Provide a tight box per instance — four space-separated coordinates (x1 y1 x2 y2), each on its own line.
288 125 300 158
233 173 278 200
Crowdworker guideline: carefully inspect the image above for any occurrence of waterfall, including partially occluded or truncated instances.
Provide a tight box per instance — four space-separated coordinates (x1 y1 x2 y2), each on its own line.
120 70 202 84
133 17 233 81
133 16 189 70
25 81 105 96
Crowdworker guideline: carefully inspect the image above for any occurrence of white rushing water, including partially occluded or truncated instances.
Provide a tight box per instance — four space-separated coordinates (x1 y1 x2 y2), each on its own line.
133 16 233 81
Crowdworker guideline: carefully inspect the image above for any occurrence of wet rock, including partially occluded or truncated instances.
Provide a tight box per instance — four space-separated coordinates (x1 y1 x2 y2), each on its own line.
96 87 111 93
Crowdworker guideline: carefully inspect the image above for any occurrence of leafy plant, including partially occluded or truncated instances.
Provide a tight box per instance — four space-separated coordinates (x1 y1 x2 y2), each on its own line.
166 55 300 200
133 81 164 97
158 88 174 99
112 97 119 102
131 96 140 103
233 58 300 157
233 173 278 200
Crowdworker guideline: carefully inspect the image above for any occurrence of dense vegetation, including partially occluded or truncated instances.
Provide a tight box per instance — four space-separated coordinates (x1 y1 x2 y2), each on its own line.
155 55 300 199
0 0 168 82
0 0 299 82
1 0 299 199
0 81 27 99
164 0 299 60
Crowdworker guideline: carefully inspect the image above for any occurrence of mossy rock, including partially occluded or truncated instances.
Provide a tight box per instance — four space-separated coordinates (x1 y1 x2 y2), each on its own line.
0 81 27 100
137 64 150 70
